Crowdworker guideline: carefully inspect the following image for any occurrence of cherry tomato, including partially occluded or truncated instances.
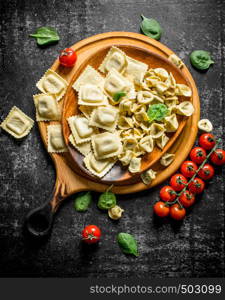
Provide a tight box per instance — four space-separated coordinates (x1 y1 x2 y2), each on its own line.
210 149 225 166
198 164 215 180
188 177 205 194
170 174 188 191
59 48 77 67
170 204 186 220
82 225 101 244
153 201 170 217
190 147 207 164
179 190 195 208
199 133 216 150
159 186 177 202
180 160 198 178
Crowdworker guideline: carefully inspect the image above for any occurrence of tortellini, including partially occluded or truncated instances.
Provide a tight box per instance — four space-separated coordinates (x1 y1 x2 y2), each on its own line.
160 153 175 166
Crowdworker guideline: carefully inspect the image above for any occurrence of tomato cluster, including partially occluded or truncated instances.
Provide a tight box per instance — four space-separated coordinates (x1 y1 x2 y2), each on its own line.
154 133 225 221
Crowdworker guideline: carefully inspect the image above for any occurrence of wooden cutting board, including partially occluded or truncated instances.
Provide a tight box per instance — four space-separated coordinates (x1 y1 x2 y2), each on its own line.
25 32 200 237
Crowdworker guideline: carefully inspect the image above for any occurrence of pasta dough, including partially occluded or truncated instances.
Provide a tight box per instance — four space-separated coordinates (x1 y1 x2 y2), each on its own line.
83 152 116 178
68 115 95 144
0 106 34 139
78 84 108 106
92 132 122 160
47 124 67 153
36 69 68 101
99 46 127 73
89 106 118 132
68 134 91 156
33 93 60 121
72 65 104 92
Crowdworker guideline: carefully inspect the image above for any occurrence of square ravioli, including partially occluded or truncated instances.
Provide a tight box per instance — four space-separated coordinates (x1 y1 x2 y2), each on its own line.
33 93 60 121
68 115 95 144
98 46 127 74
72 65 104 92
68 134 91 156
124 56 148 84
91 132 122 160
89 106 118 132
78 84 108 106
0 106 34 139
36 69 68 101
104 68 134 99
83 152 116 178
47 124 67 153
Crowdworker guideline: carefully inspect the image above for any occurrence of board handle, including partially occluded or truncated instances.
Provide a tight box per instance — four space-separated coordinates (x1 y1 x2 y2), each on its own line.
24 181 67 237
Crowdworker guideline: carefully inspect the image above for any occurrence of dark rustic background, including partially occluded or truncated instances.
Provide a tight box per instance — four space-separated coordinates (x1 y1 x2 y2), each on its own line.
0 0 224 278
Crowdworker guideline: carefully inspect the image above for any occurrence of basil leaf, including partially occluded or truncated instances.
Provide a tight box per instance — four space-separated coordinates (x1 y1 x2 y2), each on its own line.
117 233 139 257
147 104 168 122
190 50 214 71
113 92 126 102
74 191 92 212
140 15 162 40
97 192 116 210
30 27 60 46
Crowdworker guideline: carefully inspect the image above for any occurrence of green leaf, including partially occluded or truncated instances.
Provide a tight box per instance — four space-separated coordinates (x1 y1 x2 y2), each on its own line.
190 50 214 71
113 92 126 102
30 27 60 46
74 192 92 212
140 15 162 40
117 233 139 257
147 104 168 122
97 192 116 210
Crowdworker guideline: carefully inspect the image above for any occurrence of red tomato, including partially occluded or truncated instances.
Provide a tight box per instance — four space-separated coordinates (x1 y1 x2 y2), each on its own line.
188 177 205 194
59 48 77 67
210 149 225 166
190 147 207 164
159 186 177 202
82 225 101 244
179 190 195 208
170 204 186 220
170 174 188 191
199 133 216 150
180 160 198 178
198 164 215 180
153 201 170 217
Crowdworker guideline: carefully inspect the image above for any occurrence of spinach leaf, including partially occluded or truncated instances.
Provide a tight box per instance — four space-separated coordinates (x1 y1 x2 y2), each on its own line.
113 91 126 102
147 104 168 122
190 50 214 71
30 27 60 46
98 191 116 210
74 192 92 212
140 15 162 40
117 233 139 257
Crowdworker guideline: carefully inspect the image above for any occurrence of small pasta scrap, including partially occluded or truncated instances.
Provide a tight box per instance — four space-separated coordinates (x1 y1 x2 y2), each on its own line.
0 106 34 139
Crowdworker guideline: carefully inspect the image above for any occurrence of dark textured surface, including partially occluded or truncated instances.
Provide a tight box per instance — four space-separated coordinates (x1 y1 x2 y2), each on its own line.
0 0 224 278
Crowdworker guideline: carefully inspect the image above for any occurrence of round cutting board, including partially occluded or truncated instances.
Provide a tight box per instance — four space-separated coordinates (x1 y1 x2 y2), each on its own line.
34 32 200 212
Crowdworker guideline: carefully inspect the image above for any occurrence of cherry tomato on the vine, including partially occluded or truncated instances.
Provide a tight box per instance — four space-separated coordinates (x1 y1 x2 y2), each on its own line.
210 149 225 166
199 133 216 150
188 177 205 194
198 164 215 180
170 174 188 191
159 186 177 202
180 160 198 178
179 190 195 208
190 147 207 164
59 48 77 67
153 201 170 217
170 204 186 220
82 225 101 244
